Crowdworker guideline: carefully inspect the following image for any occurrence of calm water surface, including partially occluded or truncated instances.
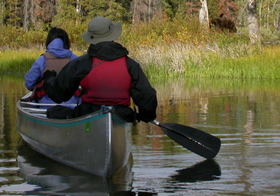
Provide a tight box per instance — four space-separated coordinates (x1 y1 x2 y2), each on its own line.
0 76 280 195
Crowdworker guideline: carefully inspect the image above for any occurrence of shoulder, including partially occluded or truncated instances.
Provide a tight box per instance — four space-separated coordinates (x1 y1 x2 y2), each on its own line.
126 56 139 65
38 53 47 61
32 54 46 68
70 53 79 60
63 54 92 74
70 54 90 63
126 56 142 71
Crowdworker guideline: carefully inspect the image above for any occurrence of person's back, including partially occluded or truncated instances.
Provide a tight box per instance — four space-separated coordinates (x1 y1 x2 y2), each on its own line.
42 17 157 123
25 28 80 108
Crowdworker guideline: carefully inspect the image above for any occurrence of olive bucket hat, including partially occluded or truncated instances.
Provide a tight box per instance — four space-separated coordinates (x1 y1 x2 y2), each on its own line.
81 17 122 45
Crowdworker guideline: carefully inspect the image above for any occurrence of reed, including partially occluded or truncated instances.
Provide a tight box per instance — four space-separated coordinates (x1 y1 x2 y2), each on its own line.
1 44 280 79
129 41 279 79
0 49 83 75
0 49 42 75
1 16 279 79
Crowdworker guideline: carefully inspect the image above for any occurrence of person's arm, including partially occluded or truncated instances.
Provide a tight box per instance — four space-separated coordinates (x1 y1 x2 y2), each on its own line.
25 56 45 91
43 55 92 103
127 57 158 122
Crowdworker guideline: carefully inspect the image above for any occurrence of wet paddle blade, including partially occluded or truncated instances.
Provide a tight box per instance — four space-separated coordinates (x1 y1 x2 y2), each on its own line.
153 121 221 159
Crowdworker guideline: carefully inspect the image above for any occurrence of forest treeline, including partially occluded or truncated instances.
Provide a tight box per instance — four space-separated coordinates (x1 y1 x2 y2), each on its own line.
1 0 240 30
0 0 279 49
1 0 279 30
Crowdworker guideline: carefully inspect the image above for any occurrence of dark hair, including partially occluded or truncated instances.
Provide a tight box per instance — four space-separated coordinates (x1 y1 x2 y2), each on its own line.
45 27 71 49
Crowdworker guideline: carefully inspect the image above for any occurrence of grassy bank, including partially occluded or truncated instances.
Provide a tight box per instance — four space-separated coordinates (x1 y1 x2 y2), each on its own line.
1 17 279 79
0 48 83 76
0 49 42 75
1 44 279 79
135 43 280 79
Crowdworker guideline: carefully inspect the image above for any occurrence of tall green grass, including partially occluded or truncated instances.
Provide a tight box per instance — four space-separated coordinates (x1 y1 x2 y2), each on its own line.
1 17 279 79
0 49 83 75
143 45 280 79
0 49 42 75
130 41 273 79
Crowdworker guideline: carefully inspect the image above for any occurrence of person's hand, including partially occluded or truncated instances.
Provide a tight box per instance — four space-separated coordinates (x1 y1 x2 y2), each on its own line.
42 70 57 80
136 110 156 123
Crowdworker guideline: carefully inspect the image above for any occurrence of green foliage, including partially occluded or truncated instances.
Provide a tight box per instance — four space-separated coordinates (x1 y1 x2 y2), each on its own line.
121 16 204 48
121 16 248 50
5 0 22 25
53 0 81 22
0 25 47 48
208 0 220 18
1 14 280 80
162 0 189 18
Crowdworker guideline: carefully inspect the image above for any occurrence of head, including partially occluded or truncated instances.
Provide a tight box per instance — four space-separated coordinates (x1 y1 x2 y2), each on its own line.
45 27 71 49
81 17 122 45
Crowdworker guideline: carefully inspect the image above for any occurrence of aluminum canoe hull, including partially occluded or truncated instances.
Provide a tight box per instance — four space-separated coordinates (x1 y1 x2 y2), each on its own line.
17 100 132 177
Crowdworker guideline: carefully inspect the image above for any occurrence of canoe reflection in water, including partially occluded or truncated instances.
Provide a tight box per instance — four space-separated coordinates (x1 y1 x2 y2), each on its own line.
170 160 221 183
17 140 134 196
17 140 221 195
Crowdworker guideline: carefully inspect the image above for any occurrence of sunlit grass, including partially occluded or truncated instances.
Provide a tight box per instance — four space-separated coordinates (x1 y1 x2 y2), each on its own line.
0 49 83 75
1 44 280 79
129 41 279 79
1 16 280 79
0 49 42 75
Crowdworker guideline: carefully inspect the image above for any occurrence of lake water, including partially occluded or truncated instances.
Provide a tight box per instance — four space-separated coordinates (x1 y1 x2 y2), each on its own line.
0 76 280 195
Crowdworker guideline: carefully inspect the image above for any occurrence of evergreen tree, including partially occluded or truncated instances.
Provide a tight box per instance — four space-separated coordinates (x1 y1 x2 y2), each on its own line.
207 0 220 18
6 0 22 26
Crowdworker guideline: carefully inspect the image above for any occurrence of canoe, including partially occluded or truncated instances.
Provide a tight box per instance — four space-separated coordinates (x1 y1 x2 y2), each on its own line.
16 93 133 177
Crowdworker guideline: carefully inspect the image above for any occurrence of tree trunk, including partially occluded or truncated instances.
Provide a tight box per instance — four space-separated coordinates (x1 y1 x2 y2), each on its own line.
29 0 36 26
130 0 162 24
199 0 209 29
247 0 262 44
0 0 3 25
23 0 30 32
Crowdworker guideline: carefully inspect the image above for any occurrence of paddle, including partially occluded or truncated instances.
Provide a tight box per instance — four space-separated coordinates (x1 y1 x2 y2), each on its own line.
150 120 221 159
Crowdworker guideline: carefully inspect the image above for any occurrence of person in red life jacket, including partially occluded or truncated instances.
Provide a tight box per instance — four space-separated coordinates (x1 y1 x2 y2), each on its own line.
42 17 158 122
24 27 80 108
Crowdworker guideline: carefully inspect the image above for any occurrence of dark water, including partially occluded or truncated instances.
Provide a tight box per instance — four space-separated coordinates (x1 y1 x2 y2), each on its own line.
1 76 280 195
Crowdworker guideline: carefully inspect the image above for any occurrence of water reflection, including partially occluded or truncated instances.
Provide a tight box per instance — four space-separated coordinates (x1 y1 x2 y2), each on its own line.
170 160 221 183
17 140 134 195
1 76 280 195
17 140 222 196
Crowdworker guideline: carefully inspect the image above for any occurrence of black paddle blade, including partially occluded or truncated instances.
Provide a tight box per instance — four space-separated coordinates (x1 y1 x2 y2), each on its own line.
159 123 221 159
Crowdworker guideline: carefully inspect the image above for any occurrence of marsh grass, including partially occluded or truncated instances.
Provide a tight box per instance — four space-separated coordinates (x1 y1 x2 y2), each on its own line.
0 49 84 75
2 44 280 79
130 41 278 79
1 17 280 79
0 49 42 75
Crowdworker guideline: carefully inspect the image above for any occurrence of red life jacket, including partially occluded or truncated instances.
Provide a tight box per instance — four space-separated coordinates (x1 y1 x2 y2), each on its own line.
30 52 71 102
80 57 131 106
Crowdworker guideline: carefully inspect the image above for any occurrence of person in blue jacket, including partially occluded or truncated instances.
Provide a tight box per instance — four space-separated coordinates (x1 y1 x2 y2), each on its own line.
25 27 80 108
